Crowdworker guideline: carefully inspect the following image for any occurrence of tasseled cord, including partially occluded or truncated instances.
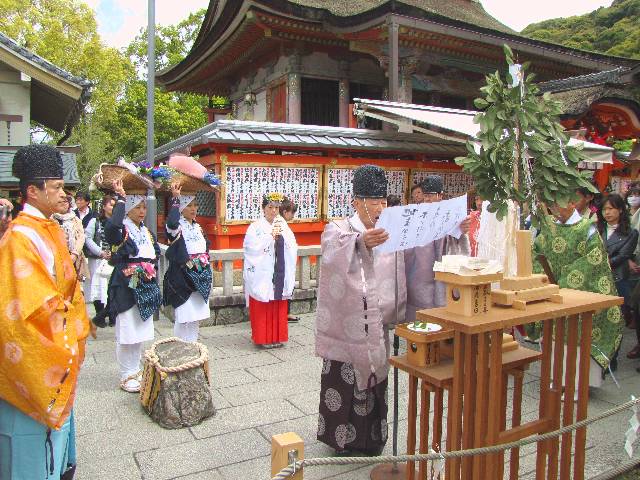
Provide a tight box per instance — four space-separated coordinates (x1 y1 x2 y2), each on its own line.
45 428 55 477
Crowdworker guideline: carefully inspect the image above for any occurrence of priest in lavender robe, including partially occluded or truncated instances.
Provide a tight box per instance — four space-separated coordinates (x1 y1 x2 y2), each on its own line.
315 165 407 456
404 175 471 322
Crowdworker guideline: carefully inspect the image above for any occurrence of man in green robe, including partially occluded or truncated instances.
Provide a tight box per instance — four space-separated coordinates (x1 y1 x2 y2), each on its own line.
529 200 622 386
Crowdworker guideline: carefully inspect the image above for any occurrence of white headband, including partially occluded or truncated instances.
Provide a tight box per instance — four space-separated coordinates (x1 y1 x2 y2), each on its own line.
179 195 195 213
124 195 145 214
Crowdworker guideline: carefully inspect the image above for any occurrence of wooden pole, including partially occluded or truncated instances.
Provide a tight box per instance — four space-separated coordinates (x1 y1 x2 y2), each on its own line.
574 311 594 480
535 320 553 480
407 375 418 480
560 315 579 479
388 19 399 102
272 432 304 480
547 318 566 480
516 230 533 277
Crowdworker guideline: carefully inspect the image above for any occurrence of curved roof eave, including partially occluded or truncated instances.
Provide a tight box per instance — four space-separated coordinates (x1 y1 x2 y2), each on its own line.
157 0 640 90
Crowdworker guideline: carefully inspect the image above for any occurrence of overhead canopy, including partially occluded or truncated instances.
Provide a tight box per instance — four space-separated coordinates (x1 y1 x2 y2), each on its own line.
353 98 614 166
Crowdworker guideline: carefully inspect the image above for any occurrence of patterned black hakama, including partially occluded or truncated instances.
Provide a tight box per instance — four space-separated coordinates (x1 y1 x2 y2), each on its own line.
317 359 388 455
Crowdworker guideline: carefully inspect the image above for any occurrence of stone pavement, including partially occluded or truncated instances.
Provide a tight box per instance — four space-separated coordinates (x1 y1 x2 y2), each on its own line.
75 313 640 480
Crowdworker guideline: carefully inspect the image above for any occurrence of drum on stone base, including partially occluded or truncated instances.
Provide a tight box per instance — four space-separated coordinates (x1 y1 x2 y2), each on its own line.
140 337 215 429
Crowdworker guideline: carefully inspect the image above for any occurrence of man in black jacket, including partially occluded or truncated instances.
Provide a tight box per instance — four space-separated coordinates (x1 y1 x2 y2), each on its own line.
74 191 94 228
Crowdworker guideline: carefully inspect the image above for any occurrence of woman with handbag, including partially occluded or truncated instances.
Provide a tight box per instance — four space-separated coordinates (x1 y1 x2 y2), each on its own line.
88 194 116 328
105 179 162 393
163 183 212 341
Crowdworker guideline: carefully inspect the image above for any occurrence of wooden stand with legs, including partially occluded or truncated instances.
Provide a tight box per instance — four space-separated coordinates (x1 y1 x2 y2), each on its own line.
405 289 621 480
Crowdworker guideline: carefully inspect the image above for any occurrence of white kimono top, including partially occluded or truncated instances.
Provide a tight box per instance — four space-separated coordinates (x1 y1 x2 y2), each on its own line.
243 216 297 303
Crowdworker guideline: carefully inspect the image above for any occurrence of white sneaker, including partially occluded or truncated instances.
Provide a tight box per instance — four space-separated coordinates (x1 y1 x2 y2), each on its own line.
120 378 141 393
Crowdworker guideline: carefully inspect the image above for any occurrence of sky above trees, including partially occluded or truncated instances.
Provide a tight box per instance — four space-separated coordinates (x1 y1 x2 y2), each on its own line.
84 0 613 48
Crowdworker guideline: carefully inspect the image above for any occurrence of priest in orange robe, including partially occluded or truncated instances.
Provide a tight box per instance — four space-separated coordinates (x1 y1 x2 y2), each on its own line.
0 145 90 479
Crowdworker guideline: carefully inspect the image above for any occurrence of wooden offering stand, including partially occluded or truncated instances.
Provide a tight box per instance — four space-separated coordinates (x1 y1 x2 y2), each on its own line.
394 271 536 480
492 230 562 310
411 290 621 480
392 236 622 480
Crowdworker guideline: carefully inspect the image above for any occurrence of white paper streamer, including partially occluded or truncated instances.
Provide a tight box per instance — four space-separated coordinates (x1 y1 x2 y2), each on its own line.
625 395 640 458
430 447 445 475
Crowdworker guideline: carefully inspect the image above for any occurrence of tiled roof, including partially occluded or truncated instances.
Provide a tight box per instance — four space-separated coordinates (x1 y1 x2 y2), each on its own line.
0 32 91 135
0 32 91 89
0 149 81 187
160 0 640 93
538 68 629 94
283 0 515 34
546 85 640 116
139 120 466 162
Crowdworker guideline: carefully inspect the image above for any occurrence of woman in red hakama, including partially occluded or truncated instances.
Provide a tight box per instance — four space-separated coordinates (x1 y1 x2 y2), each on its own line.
248 297 289 344
243 192 298 347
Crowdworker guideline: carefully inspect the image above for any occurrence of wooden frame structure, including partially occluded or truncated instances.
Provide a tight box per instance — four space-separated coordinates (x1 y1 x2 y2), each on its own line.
399 289 622 479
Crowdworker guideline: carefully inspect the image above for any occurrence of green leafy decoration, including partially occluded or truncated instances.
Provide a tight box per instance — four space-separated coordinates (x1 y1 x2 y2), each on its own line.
455 45 598 229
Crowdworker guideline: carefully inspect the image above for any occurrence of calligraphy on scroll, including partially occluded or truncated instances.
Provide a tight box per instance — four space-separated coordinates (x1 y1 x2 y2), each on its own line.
224 165 320 221
327 167 407 218
411 170 475 199
374 194 468 254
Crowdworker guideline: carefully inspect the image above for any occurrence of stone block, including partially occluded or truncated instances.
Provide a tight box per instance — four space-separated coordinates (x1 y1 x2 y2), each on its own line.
215 306 247 325
135 429 270 480
210 293 245 307
217 455 270 480
289 300 310 315
75 453 142 480
213 369 259 389
212 351 280 373
291 288 316 300
200 310 216 327
161 304 175 323
257 412 320 447
310 298 317 311
212 268 243 287
191 398 303 439
212 269 222 287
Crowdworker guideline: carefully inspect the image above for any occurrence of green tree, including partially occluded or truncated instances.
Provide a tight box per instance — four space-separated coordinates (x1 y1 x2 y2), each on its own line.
0 0 132 185
522 0 640 59
107 8 218 157
108 81 209 158
0 0 131 125
456 46 597 228
126 10 206 73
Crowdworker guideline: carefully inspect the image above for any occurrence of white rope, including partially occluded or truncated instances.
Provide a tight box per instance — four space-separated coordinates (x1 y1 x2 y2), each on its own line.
271 396 640 480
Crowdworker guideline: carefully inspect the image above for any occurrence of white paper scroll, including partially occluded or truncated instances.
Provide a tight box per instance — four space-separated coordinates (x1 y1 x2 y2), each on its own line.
374 194 468 254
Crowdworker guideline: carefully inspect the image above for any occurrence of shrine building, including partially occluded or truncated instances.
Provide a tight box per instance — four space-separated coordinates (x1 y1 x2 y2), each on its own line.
152 0 640 248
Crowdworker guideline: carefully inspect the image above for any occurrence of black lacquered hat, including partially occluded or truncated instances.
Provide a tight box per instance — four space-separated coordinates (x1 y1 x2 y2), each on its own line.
12 144 63 182
420 175 443 194
352 165 387 199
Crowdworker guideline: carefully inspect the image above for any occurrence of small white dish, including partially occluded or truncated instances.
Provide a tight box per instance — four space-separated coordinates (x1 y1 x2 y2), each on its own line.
407 322 443 333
